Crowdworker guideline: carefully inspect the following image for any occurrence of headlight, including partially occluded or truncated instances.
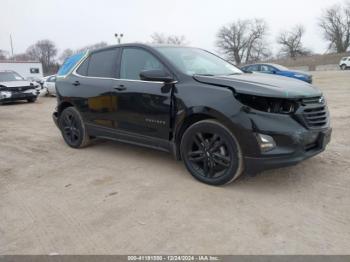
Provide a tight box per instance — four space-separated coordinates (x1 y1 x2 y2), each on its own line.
0 91 12 99
294 74 305 78
235 94 297 114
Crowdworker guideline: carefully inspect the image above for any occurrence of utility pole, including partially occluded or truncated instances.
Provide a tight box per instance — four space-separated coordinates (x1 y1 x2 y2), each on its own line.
115 33 124 44
10 34 14 59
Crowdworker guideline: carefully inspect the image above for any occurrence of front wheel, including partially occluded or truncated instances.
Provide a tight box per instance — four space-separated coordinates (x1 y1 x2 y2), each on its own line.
58 107 90 148
341 64 347 70
27 98 37 103
180 120 244 186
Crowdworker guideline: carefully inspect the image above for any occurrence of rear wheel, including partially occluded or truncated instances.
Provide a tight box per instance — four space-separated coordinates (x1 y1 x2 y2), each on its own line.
58 107 90 148
180 120 243 186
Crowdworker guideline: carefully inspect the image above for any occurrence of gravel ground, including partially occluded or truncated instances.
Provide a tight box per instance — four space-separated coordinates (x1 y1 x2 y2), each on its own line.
0 71 349 255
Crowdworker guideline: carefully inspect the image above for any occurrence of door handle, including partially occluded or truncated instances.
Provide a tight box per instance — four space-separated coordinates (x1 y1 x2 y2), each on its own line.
113 85 127 91
72 81 80 86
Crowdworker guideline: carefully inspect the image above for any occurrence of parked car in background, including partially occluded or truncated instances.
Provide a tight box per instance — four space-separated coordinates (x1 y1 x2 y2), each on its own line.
339 57 350 70
43 75 57 96
0 70 40 104
241 63 313 83
52 44 331 186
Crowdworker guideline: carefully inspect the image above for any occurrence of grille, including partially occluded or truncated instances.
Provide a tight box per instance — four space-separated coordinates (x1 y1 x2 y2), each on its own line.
1 86 34 92
302 96 321 105
302 105 328 128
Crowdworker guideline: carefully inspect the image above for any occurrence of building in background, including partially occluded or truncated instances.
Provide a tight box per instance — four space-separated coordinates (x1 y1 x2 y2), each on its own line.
0 61 43 81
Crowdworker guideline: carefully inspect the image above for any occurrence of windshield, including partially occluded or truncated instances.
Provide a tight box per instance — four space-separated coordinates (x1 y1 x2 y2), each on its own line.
0 71 24 82
156 47 242 76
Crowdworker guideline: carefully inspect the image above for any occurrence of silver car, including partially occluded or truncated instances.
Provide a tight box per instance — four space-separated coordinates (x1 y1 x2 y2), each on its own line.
43 75 57 96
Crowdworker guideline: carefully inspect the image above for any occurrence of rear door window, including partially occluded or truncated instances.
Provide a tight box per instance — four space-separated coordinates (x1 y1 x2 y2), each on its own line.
87 48 120 78
261 65 274 73
248 65 260 72
76 58 89 76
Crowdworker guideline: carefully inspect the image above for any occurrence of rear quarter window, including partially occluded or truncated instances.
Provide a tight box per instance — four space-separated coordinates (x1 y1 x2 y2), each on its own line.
57 52 87 77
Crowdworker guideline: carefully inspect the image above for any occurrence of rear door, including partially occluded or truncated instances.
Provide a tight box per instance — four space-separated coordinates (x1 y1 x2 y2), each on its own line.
72 48 120 128
110 47 173 140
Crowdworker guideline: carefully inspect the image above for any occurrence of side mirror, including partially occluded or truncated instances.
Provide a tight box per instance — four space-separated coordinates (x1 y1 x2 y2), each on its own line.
140 69 174 83
271 70 277 74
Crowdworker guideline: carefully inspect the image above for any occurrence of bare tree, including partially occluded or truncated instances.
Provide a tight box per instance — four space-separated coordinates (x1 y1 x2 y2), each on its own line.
151 33 188 45
0 49 8 60
248 41 272 62
58 42 108 65
216 19 269 65
319 2 350 53
277 25 311 58
59 48 74 64
12 53 32 61
26 39 58 74
76 42 108 53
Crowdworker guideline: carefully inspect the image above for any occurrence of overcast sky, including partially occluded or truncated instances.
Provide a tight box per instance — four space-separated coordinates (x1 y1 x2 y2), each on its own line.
0 0 344 57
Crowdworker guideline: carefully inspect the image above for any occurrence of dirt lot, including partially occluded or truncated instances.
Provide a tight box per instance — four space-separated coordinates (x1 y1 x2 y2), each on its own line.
0 71 349 255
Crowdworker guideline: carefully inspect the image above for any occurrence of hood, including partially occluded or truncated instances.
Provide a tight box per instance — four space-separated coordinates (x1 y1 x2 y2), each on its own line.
193 72 321 99
0 80 35 88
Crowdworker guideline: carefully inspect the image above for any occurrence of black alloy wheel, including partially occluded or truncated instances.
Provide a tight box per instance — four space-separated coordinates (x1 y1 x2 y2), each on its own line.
181 120 243 185
59 107 90 148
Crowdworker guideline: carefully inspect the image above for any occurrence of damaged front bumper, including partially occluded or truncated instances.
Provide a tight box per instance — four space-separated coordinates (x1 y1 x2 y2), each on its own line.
244 128 332 174
236 107 332 175
0 89 39 102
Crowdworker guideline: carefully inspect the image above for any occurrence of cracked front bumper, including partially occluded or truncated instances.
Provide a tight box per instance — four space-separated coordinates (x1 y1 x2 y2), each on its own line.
244 128 331 174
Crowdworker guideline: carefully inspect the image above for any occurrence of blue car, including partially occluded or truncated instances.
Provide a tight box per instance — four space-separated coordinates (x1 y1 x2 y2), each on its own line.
241 63 313 84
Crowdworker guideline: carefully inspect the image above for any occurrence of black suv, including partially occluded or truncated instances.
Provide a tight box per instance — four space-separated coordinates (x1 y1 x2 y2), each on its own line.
53 44 331 185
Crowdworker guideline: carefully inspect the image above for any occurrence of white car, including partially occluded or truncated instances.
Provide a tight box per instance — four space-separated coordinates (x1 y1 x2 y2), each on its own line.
0 70 40 104
43 75 57 96
339 57 350 70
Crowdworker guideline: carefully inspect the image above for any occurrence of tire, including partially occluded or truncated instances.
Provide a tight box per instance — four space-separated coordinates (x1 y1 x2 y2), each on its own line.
341 64 347 70
180 119 244 186
58 107 90 148
27 98 37 103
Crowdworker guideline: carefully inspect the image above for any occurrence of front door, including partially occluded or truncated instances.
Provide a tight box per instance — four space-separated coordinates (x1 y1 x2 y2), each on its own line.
110 47 173 140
